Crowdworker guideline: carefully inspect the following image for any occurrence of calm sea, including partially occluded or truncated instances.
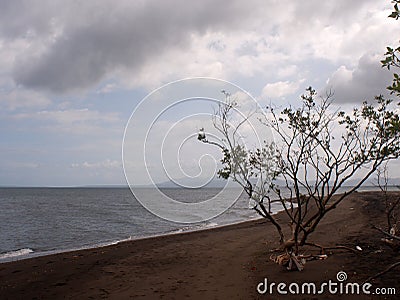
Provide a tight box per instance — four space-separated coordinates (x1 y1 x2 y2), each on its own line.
0 187 261 262
0 186 385 262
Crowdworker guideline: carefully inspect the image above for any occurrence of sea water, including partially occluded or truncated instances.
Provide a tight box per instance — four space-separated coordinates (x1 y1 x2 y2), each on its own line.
0 186 385 262
0 187 260 262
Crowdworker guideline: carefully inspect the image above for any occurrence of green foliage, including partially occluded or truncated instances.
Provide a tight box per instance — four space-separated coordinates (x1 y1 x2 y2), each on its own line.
217 146 242 180
381 1 400 96
388 0 400 19
381 46 400 97
338 96 400 162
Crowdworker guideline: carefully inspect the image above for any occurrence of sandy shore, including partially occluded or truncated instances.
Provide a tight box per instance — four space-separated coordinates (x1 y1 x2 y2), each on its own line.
1 191 399 299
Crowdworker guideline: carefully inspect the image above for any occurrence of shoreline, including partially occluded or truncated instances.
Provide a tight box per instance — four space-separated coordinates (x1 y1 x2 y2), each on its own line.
1 191 400 299
0 186 391 264
0 217 274 299
0 215 263 264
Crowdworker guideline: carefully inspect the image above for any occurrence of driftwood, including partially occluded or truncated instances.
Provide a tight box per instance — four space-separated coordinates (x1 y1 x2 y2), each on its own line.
269 238 361 272
270 242 360 254
270 253 306 271
270 253 328 271
269 239 361 272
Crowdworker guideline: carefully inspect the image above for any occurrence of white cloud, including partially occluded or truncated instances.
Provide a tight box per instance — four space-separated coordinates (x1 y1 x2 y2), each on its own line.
0 88 51 110
71 159 121 169
275 1 396 63
277 65 298 78
120 30 289 90
11 108 122 136
14 108 119 124
262 80 304 99
96 83 117 94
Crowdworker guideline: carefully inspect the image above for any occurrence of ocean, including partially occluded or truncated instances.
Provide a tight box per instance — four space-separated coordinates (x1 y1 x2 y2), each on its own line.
0 186 387 263
0 187 262 262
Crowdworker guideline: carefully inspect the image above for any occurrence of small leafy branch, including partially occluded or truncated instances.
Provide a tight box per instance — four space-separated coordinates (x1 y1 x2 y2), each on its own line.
381 0 400 96
388 0 400 19
381 46 400 96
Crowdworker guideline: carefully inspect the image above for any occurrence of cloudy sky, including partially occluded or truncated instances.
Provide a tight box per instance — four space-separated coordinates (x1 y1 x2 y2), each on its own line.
0 0 398 186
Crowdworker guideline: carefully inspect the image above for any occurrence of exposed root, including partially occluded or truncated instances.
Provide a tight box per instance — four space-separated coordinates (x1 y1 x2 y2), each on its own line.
269 240 361 271
270 252 328 271
270 253 306 271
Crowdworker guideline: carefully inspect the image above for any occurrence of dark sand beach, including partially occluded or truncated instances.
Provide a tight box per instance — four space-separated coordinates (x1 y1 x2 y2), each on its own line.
1 191 399 299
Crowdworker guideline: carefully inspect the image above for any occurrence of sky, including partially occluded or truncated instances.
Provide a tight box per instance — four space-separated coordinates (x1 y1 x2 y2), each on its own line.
0 0 399 187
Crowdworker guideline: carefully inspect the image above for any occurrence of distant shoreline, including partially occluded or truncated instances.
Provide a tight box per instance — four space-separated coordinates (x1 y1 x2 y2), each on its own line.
0 182 399 189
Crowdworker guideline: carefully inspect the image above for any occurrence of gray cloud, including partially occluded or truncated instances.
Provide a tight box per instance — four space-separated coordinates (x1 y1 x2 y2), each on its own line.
1 0 391 95
326 54 393 103
291 0 372 27
0 0 57 39
8 0 263 93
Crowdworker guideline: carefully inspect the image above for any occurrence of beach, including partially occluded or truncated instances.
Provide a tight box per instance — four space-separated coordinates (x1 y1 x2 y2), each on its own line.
1 191 399 299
